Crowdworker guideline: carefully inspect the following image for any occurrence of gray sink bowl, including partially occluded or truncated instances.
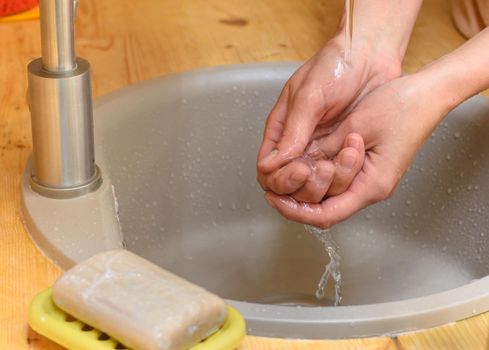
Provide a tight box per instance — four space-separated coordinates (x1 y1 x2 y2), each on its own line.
22 62 489 339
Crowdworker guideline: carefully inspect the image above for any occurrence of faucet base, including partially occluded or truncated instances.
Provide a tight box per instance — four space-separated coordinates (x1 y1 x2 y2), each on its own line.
30 166 102 199
21 159 122 269
28 57 97 193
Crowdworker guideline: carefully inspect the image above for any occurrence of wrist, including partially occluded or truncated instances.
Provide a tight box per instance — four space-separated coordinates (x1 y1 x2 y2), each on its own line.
330 28 402 65
330 0 423 82
328 33 402 86
414 28 489 117
402 69 459 131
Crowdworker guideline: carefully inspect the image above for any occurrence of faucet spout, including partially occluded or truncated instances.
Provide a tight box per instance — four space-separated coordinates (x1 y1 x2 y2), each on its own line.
27 0 102 199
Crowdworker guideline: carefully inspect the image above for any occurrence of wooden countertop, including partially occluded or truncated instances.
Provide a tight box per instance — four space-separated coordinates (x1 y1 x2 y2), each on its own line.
1 0 488 349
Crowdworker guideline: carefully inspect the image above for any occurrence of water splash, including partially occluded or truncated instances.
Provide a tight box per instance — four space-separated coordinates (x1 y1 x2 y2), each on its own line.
334 59 346 80
305 225 342 306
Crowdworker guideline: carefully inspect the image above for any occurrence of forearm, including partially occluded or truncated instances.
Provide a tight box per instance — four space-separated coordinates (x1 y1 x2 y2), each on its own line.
414 26 489 123
333 0 424 63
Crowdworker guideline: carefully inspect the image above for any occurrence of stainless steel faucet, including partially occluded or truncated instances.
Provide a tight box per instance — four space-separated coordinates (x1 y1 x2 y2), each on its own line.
27 0 101 199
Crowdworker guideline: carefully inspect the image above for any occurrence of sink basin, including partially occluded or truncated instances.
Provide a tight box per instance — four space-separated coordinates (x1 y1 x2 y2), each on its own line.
22 62 489 338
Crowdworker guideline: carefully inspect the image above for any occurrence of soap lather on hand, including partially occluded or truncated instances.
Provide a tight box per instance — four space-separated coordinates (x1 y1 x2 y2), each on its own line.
52 249 228 350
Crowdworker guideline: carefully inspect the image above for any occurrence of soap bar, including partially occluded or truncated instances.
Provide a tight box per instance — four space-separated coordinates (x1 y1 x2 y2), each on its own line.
52 249 227 350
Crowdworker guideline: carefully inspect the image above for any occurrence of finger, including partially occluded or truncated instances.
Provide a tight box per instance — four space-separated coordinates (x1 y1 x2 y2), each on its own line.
264 191 325 226
344 133 364 154
328 134 365 196
265 159 312 194
292 160 335 203
258 85 328 173
305 121 352 160
317 177 381 227
264 182 372 228
319 190 372 227
257 84 290 162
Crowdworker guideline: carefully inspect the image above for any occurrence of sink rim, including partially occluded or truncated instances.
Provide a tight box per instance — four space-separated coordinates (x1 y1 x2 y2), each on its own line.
93 62 489 338
229 276 489 337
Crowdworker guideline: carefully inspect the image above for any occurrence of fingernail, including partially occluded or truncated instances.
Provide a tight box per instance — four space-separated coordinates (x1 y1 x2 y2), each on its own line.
259 150 279 167
346 135 360 149
340 152 357 170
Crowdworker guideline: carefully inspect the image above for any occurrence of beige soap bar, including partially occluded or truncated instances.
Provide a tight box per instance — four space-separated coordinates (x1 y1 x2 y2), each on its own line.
52 249 227 350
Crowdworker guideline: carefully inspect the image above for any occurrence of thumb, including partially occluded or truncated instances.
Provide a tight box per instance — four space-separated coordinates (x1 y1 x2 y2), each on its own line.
258 91 325 173
306 122 353 160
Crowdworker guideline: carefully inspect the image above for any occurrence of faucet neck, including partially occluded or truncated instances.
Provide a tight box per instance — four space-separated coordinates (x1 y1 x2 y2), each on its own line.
39 0 76 73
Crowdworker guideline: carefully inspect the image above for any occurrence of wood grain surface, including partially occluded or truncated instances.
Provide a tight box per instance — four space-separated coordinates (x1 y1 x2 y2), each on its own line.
0 0 488 349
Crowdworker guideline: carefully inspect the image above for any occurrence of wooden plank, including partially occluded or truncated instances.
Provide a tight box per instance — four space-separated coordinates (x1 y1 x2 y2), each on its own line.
0 0 487 349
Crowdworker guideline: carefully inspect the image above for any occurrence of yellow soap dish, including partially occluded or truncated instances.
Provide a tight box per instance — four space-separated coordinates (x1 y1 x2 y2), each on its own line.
29 288 246 350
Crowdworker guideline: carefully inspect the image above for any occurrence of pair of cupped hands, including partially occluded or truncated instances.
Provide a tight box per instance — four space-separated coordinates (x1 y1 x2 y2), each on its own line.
256 37 440 228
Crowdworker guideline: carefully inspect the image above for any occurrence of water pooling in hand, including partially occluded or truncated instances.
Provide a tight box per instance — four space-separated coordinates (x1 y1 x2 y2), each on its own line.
305 225 342 306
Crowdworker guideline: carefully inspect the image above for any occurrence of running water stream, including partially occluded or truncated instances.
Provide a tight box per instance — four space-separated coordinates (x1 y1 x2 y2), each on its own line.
305 225 342 306
344 0 355 64
298 0 354 307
